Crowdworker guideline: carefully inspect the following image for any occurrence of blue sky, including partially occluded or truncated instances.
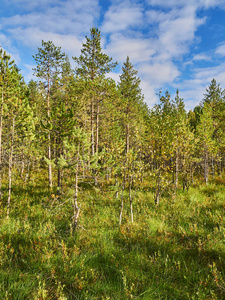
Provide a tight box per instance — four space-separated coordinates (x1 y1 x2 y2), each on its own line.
1 0 225 110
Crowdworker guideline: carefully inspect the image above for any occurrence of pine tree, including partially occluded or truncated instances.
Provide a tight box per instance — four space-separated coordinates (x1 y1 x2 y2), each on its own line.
202 78 223 107
58 127 90 232
150 92 175 204
3 65 35 217
73 28 117 156
197 103 216 184
0 49 14 199
172 90 195 192
33 40 65 189
201 79 225 178
118 56 144 153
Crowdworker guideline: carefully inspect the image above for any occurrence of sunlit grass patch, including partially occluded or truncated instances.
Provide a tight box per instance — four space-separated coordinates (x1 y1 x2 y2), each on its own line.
0 176 225 299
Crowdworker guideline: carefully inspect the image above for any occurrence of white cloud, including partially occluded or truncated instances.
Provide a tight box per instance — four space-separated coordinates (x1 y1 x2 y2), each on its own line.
174 61 225 109
5 0 59 10
193 54 211 61
140 80 158 107
0 33 11 48
215 44 225 56
0 0 100 61
146 0 225 9
101 2 144 33
0 34 21 64
2 0 99 36
139 62 180 85
194 63 225 84
23 63 36 82
105 33 156 64
100 0 216 110
106 72 121 84
5 0 99 16
153 5 205 61
8 28 82 57
103 3 205 66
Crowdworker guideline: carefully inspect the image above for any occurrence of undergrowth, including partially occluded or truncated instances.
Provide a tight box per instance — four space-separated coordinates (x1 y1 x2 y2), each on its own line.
0 174 225 299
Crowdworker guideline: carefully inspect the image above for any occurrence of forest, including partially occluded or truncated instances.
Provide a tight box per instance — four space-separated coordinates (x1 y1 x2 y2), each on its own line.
0 27 225 299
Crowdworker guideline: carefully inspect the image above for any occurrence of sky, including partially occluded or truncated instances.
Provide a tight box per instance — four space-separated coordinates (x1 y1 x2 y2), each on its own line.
1 0 225 110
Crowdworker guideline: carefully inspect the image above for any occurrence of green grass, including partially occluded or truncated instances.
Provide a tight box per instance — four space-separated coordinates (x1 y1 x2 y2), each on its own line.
0 175 225 299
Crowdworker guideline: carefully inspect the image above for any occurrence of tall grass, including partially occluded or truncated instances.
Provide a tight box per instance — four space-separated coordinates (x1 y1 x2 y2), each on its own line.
0 175 225 299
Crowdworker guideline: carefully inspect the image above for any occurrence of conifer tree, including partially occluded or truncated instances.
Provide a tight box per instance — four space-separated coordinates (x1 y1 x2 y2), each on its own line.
118 56 144 153
200 79 225 178
172 90 195 192
73 28 117 156
58 127 90 232
0 49 14 199
49 56 76 194
150 92 175 204
202 78 223 107
3 65 35 217
33 40 65 189
197 103 216 184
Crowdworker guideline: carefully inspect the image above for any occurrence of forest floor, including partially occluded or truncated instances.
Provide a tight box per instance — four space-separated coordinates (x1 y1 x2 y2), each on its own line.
0 173 225 299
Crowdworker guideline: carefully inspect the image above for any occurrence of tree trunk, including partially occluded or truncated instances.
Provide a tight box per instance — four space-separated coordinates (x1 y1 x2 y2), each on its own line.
25 162 30 183
129 178 133 223
96 97 99 154
72 145 80 232
175 149 179 190
126 124 130 154
155 172 161 205
211 156 214 179
20 153 25 179
7 116 15 218
57 137 62 195
47 76 52 189
219 156 222 178
119 176 126 225
204 148 209 185
91 97 95 156
48 132 52 188
115 175 119 199
57 168 61 195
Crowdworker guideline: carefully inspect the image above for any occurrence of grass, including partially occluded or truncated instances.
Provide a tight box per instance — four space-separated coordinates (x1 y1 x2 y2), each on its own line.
0 174 225 299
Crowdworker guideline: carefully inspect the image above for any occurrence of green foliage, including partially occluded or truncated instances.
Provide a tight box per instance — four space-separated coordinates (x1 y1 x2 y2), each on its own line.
0 175 225 299
1 30 225 299
73 27 117 80
33 40 65 82
118 56 145 153
201 78 224 107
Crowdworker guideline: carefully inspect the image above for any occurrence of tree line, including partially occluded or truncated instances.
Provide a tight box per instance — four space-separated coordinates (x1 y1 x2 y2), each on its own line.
0 28 225 228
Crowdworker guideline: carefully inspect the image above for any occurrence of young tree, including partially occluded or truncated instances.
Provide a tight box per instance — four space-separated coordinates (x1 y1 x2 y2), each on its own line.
4 67 34 217
119 149 144 224
73 27 117 156
201 78 223 107
149 92 176 204
58 127 90 232
0 49 14 199
172 90 195 192
49 56 76 194
33 40 65 189
118 56 144 153
200 79 225 178
197 103 216 184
